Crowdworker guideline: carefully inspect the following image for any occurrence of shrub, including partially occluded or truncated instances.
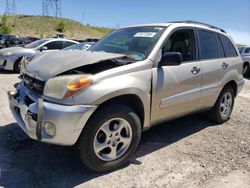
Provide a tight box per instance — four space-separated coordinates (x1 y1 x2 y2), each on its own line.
55 21 66 33
0 25 11 34
0 14 11 34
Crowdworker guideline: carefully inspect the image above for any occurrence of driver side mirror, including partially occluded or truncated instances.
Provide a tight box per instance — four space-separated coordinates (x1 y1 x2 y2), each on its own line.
159 52 183 67
39 46 48 52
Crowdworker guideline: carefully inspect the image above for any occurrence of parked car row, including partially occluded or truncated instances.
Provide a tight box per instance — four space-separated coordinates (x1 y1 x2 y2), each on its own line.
0 34 26 49
0 38 95 72
0 34 99 49
6 21 245 172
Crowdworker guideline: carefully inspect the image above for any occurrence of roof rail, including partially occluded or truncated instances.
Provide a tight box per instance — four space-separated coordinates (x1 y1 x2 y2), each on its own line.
170 20 226 33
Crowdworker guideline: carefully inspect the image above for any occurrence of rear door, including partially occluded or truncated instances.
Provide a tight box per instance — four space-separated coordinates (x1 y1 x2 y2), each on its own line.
198 30 238 108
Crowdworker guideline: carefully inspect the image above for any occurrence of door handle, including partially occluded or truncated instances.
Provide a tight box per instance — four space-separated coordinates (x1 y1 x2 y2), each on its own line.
222 62 228 69
191 67 200 75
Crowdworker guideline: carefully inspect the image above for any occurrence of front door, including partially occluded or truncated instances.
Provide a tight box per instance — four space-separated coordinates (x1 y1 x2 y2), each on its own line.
151 28 202 124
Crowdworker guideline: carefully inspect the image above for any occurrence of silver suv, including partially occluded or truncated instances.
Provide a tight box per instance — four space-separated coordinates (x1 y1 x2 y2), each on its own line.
8 21 244 172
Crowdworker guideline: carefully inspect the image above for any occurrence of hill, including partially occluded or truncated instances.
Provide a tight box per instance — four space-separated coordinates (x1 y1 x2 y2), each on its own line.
0 14 111 40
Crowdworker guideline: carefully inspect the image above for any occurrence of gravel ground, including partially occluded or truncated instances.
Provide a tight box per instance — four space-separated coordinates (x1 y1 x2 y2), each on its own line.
0 71 249 188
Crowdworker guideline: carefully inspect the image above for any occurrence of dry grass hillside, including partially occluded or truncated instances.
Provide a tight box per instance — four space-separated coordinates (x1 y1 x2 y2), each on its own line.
0 14 111 39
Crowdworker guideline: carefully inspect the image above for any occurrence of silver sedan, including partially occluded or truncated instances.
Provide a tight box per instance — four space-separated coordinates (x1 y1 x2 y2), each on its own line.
0 38 78 72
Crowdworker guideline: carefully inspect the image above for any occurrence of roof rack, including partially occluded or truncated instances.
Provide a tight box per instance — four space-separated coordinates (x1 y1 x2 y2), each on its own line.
170 20 226 33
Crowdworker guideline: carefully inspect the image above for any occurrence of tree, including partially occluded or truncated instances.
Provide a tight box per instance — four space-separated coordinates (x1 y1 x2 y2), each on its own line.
55 21 66 33
0 14 11 34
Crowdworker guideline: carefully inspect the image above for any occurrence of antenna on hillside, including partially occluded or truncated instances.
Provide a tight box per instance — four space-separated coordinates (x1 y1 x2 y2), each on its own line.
5 0 16 15
43 0 62 17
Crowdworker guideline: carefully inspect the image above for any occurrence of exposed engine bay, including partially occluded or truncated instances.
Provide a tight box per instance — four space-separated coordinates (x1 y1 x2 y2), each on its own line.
59 57 135 75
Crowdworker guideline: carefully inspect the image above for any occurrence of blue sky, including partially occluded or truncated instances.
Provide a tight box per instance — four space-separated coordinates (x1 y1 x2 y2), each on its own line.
0 0 250 45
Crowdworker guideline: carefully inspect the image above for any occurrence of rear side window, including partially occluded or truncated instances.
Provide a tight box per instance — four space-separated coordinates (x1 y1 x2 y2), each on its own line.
198 30 218 60
245 48 250 54
63 41 76 48
219 35 238 57
44 41 64 50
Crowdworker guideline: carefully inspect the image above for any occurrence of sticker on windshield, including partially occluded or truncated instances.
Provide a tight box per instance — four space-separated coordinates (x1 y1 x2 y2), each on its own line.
134 32 157 38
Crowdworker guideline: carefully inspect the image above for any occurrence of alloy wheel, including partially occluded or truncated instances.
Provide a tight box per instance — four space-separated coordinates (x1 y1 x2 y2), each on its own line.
94 118 132 161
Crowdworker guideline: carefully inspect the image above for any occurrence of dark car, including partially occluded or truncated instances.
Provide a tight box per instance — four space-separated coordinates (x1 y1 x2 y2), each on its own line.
22 37 40 46
0 34 23 48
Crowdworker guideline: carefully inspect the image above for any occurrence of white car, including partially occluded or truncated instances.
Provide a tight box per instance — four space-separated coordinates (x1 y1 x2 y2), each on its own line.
0 38 78 72
63 42 95 51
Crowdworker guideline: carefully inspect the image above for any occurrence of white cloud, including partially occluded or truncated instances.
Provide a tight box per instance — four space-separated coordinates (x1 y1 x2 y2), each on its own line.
227 30 250 46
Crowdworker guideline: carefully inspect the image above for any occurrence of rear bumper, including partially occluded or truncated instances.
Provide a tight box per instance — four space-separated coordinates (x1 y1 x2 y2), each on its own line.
8 84 97 145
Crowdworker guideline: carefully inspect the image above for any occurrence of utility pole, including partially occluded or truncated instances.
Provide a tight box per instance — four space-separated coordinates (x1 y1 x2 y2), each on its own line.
81 12 85 25
5 0 16 15
42 0 62 17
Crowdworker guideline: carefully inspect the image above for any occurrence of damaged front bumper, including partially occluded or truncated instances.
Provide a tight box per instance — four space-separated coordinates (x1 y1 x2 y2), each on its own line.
8 83 97 145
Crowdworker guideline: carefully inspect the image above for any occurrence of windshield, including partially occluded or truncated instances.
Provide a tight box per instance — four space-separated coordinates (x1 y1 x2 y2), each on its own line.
24 39 49 49
90 26 166 61
63 42 94 51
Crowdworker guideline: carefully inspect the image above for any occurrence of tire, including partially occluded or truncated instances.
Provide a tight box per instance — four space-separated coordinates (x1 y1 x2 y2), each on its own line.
243 62 250 77
14 58 22 73
207 86 235 124
77 104 141 172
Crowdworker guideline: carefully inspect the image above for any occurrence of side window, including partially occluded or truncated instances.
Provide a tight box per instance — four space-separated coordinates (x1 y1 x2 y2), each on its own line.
162 29 196 62
63 41 76 48
216 34 225 58
44 41 64 50
245 48 250 54
239 48 245 54
198 30 218 60
219 34 238 57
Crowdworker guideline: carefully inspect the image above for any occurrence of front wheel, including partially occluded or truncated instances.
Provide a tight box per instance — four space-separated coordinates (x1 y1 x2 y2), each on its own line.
14 58 23 73
207 86 235 123
77 104 141 172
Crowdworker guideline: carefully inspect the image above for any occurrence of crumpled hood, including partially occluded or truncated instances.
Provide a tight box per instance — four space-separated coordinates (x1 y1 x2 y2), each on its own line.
26 51 126 81
0 47 35 55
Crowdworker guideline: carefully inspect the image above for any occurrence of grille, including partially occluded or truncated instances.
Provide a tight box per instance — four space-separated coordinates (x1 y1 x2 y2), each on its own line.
23 74 45 95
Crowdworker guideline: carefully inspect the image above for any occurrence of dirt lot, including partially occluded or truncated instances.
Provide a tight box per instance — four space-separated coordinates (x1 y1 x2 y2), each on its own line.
0 71 249 188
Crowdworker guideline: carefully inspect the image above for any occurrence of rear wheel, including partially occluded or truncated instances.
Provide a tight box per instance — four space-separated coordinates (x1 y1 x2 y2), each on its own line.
207 86 235 123
77 104 141 172
243 62 249 77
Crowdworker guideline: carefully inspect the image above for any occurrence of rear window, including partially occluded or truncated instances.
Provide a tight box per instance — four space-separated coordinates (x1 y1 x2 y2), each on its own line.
198 30 218 60
219 34 238 57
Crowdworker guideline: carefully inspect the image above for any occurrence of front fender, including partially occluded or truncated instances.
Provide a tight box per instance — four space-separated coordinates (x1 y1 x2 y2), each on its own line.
73 70 152 129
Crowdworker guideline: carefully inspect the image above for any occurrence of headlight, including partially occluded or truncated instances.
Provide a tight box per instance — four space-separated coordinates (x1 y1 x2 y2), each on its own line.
44 75 92 99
